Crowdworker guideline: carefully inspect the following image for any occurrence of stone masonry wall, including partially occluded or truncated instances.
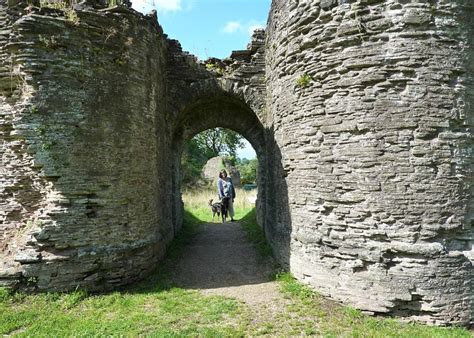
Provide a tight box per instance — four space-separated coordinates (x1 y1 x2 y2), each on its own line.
165 31 270 238
266 0 473 325
0 0 472 327
0 2 272 292
0 4 174 291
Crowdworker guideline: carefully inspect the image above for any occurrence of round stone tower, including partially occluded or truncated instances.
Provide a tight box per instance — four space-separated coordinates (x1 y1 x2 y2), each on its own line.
265 0 473 326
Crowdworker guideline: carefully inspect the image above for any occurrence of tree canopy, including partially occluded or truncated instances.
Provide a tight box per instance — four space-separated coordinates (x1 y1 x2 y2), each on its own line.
237 158 258 185
192 128 245 158
181 128 247 186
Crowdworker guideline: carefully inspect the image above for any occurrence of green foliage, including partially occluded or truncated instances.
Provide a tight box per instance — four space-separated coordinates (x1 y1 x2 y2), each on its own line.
102 0 127 6
25 276 38 287
224 155 237 166
193 128 244 159
39 0 67 10
0 288 9 303
237 158 258 185
114 56 127 66
38 35 60 49
296 73 312 88
39 1 79 25
181 128 245 186
205 63 225 76
65 10 79 24
28 105 39 114
181 138 209 186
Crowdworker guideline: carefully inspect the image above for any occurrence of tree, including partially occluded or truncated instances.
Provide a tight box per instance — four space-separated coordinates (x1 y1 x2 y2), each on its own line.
181 139 209 185
238 158 258 185
192 128 245 158
181 128 245 186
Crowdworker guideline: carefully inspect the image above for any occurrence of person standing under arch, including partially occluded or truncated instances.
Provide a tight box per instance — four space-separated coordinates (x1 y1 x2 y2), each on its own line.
217 170 236 221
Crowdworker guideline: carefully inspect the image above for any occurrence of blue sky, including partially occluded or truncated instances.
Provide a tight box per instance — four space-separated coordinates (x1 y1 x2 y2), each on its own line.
131 0 271 60
131 0 270 159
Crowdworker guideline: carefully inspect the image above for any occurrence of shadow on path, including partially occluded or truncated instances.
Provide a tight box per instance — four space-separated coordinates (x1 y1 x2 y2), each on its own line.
171 221 277 290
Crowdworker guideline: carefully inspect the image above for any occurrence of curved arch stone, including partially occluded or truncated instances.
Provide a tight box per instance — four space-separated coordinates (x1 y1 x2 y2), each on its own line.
169 93 270 237
174 95 266 154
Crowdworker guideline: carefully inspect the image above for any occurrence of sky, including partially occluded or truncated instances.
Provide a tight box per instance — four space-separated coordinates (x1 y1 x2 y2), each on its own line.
131 0 271 60
131 0 270 159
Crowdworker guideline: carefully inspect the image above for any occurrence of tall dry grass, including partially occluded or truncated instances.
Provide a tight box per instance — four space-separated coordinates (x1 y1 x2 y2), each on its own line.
182 187 257 211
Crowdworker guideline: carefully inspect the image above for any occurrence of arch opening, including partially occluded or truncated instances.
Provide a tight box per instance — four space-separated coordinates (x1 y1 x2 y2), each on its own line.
171 126 280 290
179 127 259 238
170 94 268 235
180 127 257 190
168 92 291 273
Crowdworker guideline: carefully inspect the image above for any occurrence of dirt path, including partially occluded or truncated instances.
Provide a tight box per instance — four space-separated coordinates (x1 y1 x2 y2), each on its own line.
171 221 282 306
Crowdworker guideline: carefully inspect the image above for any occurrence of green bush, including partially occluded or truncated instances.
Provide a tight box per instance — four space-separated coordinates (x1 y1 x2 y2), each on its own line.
238 158 258 185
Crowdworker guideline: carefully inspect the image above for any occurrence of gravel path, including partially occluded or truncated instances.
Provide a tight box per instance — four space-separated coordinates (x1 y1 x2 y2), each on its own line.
171 221 282 305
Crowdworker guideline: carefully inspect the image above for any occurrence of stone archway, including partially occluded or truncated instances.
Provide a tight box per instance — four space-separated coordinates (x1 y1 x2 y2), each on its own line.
0 5 287 294
0 0 472 326
170 94 268 235
168 91 291 273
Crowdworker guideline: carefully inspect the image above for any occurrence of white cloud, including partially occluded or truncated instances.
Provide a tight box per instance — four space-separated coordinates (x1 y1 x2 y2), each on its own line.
223 20 265 36
132 0 182 13
223 21 243 34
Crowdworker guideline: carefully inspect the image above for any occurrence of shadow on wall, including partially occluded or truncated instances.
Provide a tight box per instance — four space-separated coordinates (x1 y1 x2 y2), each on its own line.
0 2 291 292
263 127 291 270
0 7 174 292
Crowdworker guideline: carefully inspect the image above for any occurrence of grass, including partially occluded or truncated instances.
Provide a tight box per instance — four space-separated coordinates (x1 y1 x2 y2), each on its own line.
1 195 472 337
239 208 273 258
39 0 80 24
182 187 257 222
0 288 244 336
0 209 246 337
273 273 472 337
205 63 225 76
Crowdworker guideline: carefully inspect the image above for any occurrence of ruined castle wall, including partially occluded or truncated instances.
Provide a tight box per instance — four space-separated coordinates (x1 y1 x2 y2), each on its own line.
165 32 271 238
0 2 272 291
1 0 472 327
266 0 473 325
0 6 173 290
0 0 18 266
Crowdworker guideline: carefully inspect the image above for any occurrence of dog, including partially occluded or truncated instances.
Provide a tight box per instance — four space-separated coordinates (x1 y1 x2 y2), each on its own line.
209 198 230 223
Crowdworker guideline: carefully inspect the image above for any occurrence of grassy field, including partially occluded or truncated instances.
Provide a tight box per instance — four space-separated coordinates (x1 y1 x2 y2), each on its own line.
182 187 257 218
0 193 472 337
